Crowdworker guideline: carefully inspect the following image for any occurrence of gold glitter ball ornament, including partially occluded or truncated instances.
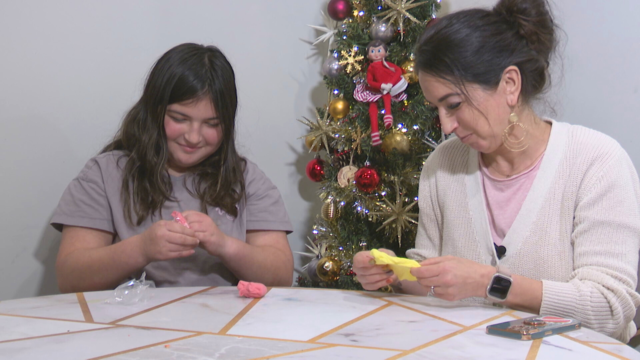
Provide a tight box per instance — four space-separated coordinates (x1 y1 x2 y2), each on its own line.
305 135 321 152
329 98 350 119
381 132 410 153
321 199 341 221
400 59 418 84
316 256 341 282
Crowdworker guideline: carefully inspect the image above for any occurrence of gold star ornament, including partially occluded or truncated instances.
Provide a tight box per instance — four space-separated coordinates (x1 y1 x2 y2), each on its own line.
369 179 418 246
377 0 429 40
298 107 337 153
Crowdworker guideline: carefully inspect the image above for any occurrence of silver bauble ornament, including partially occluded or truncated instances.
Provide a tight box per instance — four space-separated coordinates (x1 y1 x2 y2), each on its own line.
322 57 343 78
370 20 395 43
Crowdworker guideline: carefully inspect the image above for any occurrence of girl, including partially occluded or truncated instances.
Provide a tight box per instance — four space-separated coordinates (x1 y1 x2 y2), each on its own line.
53 43 294 292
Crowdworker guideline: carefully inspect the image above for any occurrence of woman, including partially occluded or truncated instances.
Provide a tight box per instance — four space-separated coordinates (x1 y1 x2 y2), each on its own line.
52 43 294 292
353 0 640 342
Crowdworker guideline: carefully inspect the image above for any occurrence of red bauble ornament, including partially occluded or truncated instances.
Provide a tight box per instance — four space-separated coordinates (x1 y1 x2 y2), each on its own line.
354 167 380 193
327 0 352 21
306 158 325 182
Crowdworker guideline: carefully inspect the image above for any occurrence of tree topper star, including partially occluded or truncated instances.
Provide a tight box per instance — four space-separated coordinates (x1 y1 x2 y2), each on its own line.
377 0 429 40
369 179 418 246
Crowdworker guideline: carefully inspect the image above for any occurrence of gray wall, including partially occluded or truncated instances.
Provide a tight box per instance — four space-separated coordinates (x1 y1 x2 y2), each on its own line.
0 0 327 300
0 0 638 301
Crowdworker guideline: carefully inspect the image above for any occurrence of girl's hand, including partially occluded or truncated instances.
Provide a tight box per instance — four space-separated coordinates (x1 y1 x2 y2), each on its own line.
409 255 495 301
352 249 398 290
139 220 199 262
182 211 230 257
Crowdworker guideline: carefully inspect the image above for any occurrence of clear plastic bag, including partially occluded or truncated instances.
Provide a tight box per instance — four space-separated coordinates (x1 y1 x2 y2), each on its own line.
105 271 156 305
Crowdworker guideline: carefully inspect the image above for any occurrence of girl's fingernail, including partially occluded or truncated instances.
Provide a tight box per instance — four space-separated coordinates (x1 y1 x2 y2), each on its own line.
386 278 393 284
368 259 376 265
386 270 394 275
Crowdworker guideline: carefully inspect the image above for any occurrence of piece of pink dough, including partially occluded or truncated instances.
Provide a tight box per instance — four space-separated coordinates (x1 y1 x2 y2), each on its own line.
237 280 268 298
171 211 190 229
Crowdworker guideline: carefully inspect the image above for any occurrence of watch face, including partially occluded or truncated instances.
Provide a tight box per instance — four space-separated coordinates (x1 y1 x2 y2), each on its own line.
488 274 512 300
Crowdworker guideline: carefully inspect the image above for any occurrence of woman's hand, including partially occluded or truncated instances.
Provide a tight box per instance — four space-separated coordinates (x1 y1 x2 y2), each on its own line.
353 249 398 290
182 211 229 257
139 220 199 262
409 255 495 301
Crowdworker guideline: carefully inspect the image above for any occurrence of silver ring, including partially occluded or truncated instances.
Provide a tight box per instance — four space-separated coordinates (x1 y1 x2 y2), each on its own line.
428 286 435 297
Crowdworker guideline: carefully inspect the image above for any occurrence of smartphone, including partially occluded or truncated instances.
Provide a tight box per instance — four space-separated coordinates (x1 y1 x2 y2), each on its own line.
486 315 581 340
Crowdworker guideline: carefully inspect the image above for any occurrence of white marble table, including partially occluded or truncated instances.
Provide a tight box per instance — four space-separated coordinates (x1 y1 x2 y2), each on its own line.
0 286 638 359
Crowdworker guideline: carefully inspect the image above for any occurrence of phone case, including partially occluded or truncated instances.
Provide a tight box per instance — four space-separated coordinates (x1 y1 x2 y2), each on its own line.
486 315 581 340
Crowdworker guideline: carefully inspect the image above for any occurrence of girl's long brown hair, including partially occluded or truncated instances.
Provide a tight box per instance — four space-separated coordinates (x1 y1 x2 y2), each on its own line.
102 43 246 226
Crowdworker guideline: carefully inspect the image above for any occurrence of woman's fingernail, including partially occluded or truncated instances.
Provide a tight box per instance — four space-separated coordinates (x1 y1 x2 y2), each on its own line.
386 278 393 284
386 270 394 275
368 259 376 265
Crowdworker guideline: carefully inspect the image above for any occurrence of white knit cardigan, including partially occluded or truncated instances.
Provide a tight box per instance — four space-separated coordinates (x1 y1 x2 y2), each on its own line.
406 120 640 342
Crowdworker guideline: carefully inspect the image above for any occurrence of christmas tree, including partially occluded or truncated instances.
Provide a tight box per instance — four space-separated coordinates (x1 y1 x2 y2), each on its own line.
298 0 442 290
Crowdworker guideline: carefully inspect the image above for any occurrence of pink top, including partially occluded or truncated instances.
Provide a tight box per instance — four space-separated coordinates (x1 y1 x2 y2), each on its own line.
479 153 544 246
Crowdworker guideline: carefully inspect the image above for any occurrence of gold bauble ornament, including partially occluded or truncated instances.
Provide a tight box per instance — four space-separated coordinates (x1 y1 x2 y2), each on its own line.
305 135 321 152
401 59 418 84
316 256 341 282
381 132 410 154
321 199 341 221
329 98 350 119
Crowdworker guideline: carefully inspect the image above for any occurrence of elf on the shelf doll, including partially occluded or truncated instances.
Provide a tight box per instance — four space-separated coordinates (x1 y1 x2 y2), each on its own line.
354 40 407 146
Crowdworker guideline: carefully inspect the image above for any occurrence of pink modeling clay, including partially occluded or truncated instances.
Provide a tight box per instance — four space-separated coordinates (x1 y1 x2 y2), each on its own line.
171 211 190 229
237 280 267 298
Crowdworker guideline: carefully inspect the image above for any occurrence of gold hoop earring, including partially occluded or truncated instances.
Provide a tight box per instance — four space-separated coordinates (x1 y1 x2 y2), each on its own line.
502 112 528 152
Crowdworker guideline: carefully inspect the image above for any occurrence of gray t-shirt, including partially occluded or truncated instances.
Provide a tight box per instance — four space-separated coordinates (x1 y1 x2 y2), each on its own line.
51 150 293 287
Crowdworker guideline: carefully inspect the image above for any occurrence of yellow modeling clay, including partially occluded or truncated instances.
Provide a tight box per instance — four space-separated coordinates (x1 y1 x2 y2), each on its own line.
370 249 420 281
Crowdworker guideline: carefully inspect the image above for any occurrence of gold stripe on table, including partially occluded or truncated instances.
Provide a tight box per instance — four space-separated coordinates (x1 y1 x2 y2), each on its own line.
248 345 337 360
525 339 542 360
108 286 215 324
76 292 94 322
90 333 202 360
308 302 393 342
0 327 106 345
390 300 467 328
217 288 271 334
358 291 467 328
560 334 630 360
387 310 515 359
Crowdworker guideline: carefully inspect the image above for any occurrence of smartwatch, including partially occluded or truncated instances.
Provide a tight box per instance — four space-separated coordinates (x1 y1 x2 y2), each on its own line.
486 266 512 302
